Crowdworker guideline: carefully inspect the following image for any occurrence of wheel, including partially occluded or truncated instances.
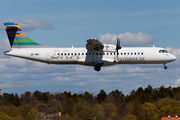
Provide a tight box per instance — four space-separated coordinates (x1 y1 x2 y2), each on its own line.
94 66 101 71
164 66 167 69
94 63 101 71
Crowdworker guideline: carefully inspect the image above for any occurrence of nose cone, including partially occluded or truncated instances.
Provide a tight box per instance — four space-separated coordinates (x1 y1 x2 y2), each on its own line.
172 55 176 61
169 54 176 62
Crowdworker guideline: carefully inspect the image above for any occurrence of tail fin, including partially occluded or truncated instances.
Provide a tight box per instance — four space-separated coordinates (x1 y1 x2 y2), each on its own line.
4 22 51 49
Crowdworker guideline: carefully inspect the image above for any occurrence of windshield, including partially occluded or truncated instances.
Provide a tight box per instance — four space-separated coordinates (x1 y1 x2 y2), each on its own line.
159 49 168 53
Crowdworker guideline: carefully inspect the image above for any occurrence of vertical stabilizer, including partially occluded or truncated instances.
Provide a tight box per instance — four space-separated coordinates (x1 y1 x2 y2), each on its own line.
4 22 51 49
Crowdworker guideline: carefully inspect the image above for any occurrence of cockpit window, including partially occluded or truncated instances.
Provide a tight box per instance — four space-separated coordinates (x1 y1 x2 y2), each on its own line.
159 49 168 53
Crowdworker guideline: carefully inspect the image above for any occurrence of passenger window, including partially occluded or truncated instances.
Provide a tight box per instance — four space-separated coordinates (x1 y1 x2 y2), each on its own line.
141 53 143 55
86 53 87 55
138 53 140 55
75 53 76 55
78 53 80 55
96 53 98 55
100 53 102 55
134 53 136 55
121 53 123 55
68 53 70 55
61 53 63 55
92 53 94 55
107 53 109 55
71 53 73 55
124 53 126 55
89 53 91 55
82 53 84 55
64 53 66 55
103 53 105 55
127 53 129 55
110 53 112 55
131 53 133 55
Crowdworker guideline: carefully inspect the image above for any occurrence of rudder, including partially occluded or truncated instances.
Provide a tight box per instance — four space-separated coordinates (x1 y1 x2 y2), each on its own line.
4 22 48 49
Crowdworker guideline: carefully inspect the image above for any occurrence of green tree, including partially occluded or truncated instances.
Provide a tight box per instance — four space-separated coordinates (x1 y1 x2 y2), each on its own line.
49 98 63 113
26 108 39 120
19 103 32 119
159 105 171 117
41 92 50 102
169 106 180 117
61 113 73 120
174 92 180 101
8 105 21 118
157 98 180 108
20 91 32 105
0 111 12 120
33 90 42 101
109 89 125 103
0 105 20 118
73 100 97 120
3 93 20 107
127 99 145 120
142 102 160 120
61 97 76 115
103 103 118 119
94 104 104 120
97 89 107 103
48 106 59 114
125 114 137 120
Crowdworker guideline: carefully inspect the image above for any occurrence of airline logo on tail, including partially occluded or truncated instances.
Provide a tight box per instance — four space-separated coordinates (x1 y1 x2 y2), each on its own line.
4 22 50 49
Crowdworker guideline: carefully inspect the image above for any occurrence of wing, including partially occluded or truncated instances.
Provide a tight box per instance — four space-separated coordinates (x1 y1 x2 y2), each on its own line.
86 38 104 51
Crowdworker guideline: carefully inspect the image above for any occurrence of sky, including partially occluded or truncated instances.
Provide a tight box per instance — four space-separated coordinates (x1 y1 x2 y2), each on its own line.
0 0 180 95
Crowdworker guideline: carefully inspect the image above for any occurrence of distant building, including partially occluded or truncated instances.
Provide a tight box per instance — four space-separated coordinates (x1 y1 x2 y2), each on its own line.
161 116 180 120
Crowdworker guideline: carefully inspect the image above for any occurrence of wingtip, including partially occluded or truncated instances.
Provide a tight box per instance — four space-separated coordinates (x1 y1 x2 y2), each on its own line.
4 22 18 26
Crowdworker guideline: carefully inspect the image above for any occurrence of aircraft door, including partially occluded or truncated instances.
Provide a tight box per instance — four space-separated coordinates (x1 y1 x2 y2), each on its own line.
46 53 51 61
52 50 60 59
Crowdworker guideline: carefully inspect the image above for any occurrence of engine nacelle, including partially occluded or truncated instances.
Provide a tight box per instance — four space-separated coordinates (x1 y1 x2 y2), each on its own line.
103 44 116 52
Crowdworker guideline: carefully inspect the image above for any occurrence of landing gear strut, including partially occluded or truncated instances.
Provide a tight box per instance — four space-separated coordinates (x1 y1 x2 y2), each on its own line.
94 63 102 71
163 63 167 69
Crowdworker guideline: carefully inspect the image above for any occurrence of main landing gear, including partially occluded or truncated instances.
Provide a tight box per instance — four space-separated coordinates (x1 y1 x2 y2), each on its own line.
163 63 167 69
94 63 102 71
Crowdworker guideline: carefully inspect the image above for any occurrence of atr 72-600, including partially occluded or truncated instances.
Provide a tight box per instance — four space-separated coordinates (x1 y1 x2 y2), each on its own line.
3 22 176 71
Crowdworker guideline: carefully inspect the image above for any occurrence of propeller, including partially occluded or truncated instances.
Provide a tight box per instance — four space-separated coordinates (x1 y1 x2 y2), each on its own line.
116 38 121 60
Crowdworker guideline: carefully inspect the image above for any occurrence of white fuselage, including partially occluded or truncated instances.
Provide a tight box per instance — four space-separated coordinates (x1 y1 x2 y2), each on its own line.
3 22 176 71
4 47 176 67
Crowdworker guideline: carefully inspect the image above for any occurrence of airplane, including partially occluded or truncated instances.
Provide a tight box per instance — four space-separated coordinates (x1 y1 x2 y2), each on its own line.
3 22 176 71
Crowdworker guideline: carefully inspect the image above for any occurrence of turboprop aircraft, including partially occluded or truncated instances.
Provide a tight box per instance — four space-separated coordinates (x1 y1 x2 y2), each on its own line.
3 22 176 71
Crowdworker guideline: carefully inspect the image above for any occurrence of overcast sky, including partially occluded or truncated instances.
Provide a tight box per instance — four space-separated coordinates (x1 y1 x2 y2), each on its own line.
0 0 180 95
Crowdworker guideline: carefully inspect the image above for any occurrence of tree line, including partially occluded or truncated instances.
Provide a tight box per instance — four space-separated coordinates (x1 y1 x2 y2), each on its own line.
0 85 180 120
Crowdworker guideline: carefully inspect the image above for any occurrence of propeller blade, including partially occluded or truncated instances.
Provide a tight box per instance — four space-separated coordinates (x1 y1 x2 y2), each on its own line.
116 38 121 60
117 38 121 50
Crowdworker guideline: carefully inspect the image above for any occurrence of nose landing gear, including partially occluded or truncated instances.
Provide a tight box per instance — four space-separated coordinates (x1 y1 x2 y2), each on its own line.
163 63 167 69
